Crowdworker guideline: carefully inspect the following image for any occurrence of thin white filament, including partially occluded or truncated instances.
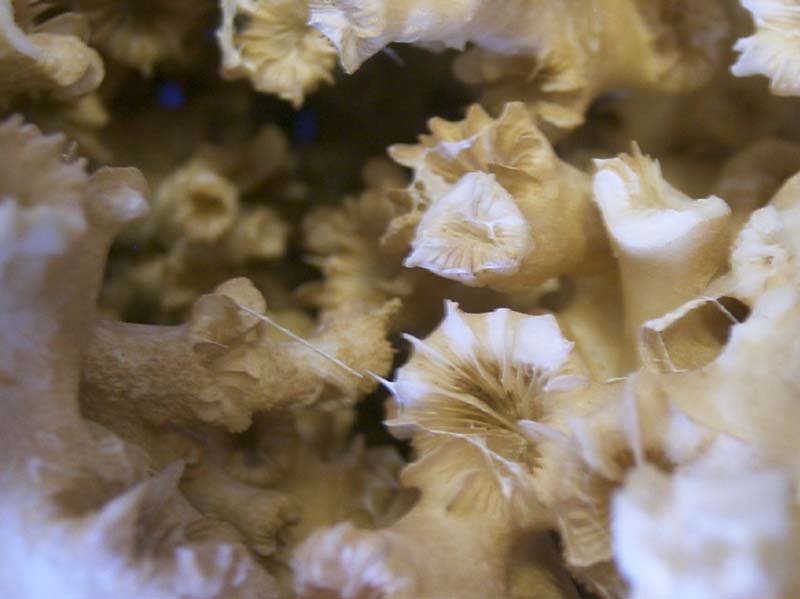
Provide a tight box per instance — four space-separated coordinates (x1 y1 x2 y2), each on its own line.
232 302 364 379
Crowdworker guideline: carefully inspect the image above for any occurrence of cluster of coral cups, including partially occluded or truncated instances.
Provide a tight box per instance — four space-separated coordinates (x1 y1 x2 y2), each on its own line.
2 0 800 597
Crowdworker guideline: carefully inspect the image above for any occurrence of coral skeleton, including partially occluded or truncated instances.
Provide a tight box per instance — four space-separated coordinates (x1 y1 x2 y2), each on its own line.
1 1 800 598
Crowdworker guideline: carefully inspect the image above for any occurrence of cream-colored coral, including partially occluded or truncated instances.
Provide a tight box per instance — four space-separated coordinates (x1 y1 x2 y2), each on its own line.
104 125 294 320
224 206 289 262
312 0 730 132
293 438 578 599
152 161 241 244
0 0 103 103
535 375 717 597
592 146 731 362
69 0 205 75
732 0 800 95
180 458 300 557
293 303 591 598
554 274 626 380
662 285 800 475
298 157 516 335
23 91 112 162
0 115 275 598
389 301 588 502
218 0 337 107
191 124 292 195
299 164 412 311
614 463 800 599
83 277 400 433
453 0 731 134
389 102 609 291
637 176 800 373
8 0 800 595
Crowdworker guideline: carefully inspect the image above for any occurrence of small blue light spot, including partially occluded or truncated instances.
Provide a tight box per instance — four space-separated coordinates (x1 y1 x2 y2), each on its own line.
157 82 186 110
132 244 138 251
293 107 319 146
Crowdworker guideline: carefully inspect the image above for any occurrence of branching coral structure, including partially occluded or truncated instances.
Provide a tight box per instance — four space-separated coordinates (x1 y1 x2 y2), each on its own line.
2 1 800 598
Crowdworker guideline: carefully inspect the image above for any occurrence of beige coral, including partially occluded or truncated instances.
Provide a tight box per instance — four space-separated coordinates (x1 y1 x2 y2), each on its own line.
732 0 800 95
293 303 592 598
592 146 731 363
6 0 800 595
299 162 412 311
218 0 337 107
180 458 300 557
311 0 730 132
660 284 800 475
0 115 275 598
552 273 627 381
614 463 800 599
293 438 579 599
69 0 206 75
388 301 589 500
298 157 516 335
712 137 800 233
105 125 294 319
535 375 717 597
637 175 800 373
389 102 609 291
0 0 103 103
152 161 241 244
83 277 400 433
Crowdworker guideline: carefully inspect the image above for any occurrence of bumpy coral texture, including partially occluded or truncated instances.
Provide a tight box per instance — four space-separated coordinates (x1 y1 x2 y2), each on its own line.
6 1 800 599
0 115 277 598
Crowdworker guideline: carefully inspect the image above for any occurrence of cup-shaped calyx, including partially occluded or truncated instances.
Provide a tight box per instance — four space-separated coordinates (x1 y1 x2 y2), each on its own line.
613 463 800 599
152 161 241 244
592 147 731 356
730 175 800 301
293 304 594 599
293 441 542 599
0 0 104 102
294 298 590 599
534 376 714 598
732 0 800 95
390 102 608 292
308 0 529 74
134 127 291 261
218 0 337 107
388 301 590 517
310 0 729 132
662 284 800 475
299 173 412 313
293 443 582 599
637 177 800 373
